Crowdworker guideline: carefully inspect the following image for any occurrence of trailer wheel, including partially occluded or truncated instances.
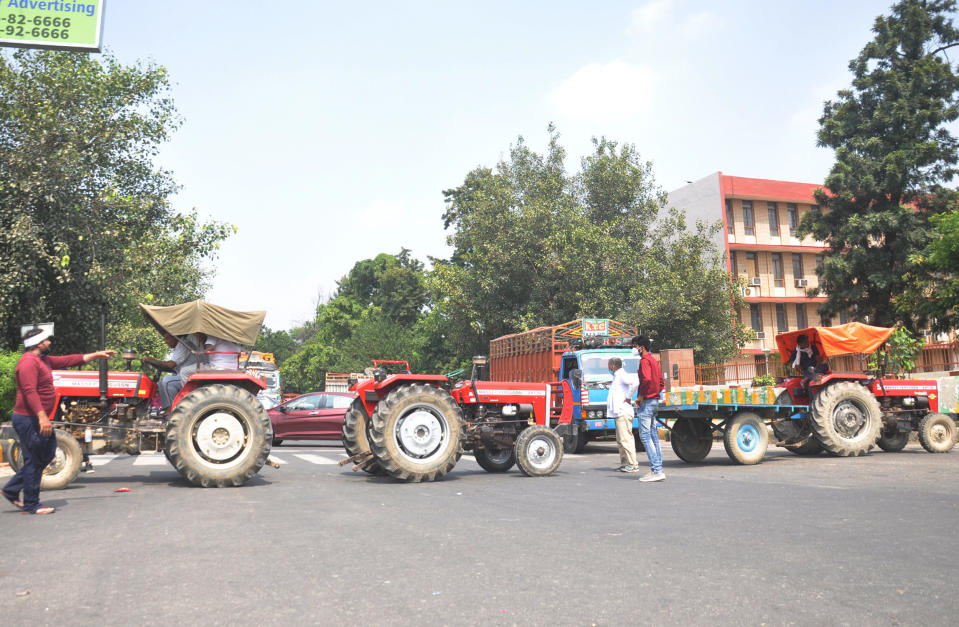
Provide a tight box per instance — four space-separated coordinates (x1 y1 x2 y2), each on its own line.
368 384 464 482
342 400 386 475
917 413 957 454
563 427 588 454
809 382 881 456
670 418 713 462
723 412 768 465
9 429 83 490
876 429 909 452
514 426 563 477
165 384 272 487
474 446 516 473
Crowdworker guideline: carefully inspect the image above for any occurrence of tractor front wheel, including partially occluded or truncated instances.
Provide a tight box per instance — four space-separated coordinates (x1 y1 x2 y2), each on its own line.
368 384 464 482
918 413 957 454
876 429 909 452
165 384 272 487
474 446 516 473
514 426 563 477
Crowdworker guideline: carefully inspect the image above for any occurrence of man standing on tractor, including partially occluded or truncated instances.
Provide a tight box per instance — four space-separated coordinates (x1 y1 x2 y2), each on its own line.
2 328 115 515
632 335 666 483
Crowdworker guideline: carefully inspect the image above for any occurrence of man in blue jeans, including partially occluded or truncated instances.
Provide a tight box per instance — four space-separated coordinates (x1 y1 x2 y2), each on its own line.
632 335 666 482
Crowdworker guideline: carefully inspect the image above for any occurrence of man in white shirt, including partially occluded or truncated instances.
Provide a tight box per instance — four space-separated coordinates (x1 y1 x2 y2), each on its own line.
607 357 640 473
144 332 201 410
203 335 242 370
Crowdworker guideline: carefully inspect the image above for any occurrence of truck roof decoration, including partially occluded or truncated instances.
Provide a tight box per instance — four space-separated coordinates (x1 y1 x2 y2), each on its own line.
775 322 895 362
139 300 266 346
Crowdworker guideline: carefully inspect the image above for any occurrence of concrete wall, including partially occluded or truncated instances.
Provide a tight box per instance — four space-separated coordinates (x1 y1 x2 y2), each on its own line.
666 172 724 261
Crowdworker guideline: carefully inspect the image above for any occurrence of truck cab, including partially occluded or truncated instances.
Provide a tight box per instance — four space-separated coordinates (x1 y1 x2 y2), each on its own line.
559 347 640 451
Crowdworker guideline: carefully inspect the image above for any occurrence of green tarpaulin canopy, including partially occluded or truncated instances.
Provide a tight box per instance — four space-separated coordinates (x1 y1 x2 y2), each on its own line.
139 300 265 346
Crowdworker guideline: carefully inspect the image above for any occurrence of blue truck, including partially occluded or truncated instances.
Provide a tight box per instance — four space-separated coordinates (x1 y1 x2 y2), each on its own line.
489 318 642 452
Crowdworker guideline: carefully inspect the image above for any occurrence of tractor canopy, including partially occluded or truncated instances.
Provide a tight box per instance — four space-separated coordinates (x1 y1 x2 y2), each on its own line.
139 300 266 346
775 322 895 363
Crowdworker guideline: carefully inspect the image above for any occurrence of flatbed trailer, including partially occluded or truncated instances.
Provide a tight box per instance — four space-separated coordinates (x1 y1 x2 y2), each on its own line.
654 386 807 465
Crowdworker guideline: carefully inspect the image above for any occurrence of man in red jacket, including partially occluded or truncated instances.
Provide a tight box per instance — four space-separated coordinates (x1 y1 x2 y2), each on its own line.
2 328 115 515
632 335 666 483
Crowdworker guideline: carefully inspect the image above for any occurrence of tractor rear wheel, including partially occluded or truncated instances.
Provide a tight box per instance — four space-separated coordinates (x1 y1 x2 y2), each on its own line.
809 382 881 456
772 392 823 456
9 429 82 490
474 446 516 473
368 384 464 482
514 426 563 476
918 413 957 453
342 400 386 475
165 384 272 487
876 429 909 452
670 417 713 462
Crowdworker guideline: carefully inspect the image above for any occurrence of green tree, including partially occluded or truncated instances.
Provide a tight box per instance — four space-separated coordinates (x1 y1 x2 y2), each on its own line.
898 209 959 331
431 128 746 363
800 0 959 329
0 50 231 355
253 325 298 365
281 250 431 392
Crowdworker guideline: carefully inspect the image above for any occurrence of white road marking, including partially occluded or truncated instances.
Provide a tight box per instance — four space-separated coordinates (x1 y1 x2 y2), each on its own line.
132 454 169 466
90 454 119 466
293 453 340 465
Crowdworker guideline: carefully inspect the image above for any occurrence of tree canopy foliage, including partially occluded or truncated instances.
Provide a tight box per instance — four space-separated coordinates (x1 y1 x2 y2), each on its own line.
801 0 959 329
0 50 231 356
430 129 746 363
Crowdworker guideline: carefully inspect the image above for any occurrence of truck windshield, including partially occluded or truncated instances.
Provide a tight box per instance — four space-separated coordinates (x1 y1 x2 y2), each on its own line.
580 354 640 376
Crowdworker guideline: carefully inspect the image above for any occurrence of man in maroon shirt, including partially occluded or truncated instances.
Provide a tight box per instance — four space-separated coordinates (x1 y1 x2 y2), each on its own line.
632 335 666 483
3 328 115 515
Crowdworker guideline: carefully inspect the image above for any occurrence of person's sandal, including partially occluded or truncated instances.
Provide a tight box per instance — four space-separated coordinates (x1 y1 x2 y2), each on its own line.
23 506 55 515
2 492 23 510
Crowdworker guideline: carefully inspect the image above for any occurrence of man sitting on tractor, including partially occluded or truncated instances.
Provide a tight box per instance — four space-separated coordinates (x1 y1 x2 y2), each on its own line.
143 332 201 411
789 333 829 392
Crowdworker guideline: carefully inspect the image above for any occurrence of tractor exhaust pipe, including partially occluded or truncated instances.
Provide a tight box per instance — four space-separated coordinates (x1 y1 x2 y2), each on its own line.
99 303 108 407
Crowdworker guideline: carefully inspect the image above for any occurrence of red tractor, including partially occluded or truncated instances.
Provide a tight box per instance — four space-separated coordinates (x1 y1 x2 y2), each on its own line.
1 301 274 489
340 357 574 482
772 323 957 456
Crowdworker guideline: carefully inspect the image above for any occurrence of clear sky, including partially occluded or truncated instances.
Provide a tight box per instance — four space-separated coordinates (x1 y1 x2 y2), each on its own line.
100 0 909 330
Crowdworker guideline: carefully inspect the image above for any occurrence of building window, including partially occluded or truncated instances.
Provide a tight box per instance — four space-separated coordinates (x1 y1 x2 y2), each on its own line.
839 310 849 324
742 201 754 236
768 202 779 236
746 251 759 279
815 254 824 275
820 311 831 327
772 253 784 287
776 304 788 333
725 199 734 235
750 304 762 331
787 203 798 230
730 251 738 276
796 304 808 329
792 254 803 281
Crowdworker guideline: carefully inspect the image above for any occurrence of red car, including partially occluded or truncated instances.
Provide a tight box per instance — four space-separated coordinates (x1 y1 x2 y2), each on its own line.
268 392 357 445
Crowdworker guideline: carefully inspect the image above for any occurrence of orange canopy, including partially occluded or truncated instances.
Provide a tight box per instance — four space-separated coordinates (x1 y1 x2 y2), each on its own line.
775 322 895 363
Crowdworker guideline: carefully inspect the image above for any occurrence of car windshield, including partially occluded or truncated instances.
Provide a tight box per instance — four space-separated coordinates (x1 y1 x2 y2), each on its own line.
580 353 640 377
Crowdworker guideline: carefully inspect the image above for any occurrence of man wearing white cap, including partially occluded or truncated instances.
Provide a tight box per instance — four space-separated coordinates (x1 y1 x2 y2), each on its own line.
2 328 115 515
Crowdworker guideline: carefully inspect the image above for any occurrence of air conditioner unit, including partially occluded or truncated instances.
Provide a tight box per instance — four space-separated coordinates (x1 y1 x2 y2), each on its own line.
795 278 809 288
750 277 762 286
741 287 757 298
755 331 766 340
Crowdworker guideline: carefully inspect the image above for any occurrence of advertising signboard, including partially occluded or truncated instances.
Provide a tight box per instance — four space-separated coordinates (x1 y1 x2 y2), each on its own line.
0 0 104 52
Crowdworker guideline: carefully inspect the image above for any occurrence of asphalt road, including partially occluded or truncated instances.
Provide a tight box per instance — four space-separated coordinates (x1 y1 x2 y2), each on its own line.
1 439 957 626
